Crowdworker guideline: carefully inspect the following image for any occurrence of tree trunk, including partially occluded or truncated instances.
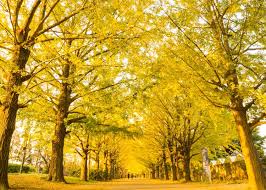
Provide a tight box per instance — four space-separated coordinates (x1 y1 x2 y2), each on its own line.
0 45 30 190
232 108 266 190
155 165 160 179
168 141 177 181
151 165 156 179
48 64 71 182
0 106 18 190
110 158 115 180
170 153 177 181
159 162 164 179
183 151 191 182
104 151 109 180
48 119 66 182
88 153 91 180
162 150 169 180
96 152 100 180
80 154 88 181
176 156 180 180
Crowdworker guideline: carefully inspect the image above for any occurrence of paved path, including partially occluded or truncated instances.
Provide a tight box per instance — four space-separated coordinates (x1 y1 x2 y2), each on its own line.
83 179 247 190
9 175 248 190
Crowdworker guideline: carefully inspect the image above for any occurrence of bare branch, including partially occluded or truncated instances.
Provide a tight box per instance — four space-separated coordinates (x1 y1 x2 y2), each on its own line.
75 148 83 157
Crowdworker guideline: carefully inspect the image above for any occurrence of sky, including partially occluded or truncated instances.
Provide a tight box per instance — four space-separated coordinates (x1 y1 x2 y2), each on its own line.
259 124 266 136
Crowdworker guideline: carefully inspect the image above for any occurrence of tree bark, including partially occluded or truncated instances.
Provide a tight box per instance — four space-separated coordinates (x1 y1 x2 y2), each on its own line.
176 155 180 180
170 153 177 181
88 153 91 180
162 149 169 180
232 108 266 190
48 118 66 182
155 165 160 179
110 157 115 180
80 154 88 181
95 152 100 180
0 106 18 190
183 151 191 182
48 63 71 182
151 165 156 179
0 45 30 190
159 162 164 179
104 151 109 180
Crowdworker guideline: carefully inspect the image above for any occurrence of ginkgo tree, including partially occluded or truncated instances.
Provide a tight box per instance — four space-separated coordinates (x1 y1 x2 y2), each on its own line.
154 0 266 189
0 0 90 188
0 0 154 186
34 2 152 181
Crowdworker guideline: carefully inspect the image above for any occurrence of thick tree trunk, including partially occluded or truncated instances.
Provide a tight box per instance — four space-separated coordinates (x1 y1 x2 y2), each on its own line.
159 162 164 179
0 106 18 190
168 141 177 181
48 118 66 182
80 154 88 181
155 165 160 179
232 108 266 190
0 45 30 190
48 63 71 182
151 165 156 179
183 151 191 182
170 153 177 181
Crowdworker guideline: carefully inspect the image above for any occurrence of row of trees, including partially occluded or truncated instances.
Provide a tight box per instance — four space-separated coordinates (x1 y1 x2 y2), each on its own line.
0 0 152 189
9 118 135 181
144 0 266 189
137 84 236 182
0 0 265 190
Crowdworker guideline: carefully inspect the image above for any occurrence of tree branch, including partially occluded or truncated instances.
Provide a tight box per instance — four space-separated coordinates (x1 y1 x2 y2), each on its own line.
254 75 266 90
33 0 59 36
244 98 256 111
195 83 230 109
249 113 266 130
67 116 86 125
13 0 23 38
23 0 42 38
75 148 83 157
31 5 90 40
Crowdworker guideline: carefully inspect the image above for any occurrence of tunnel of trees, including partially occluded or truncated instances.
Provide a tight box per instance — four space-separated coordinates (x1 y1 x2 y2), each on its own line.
0 0 265 190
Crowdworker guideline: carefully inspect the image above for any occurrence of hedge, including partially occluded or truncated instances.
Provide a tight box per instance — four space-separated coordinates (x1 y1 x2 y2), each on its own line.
8 163 35 173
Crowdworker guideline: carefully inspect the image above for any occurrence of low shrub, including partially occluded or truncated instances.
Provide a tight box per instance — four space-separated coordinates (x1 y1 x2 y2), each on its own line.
8 163 35 173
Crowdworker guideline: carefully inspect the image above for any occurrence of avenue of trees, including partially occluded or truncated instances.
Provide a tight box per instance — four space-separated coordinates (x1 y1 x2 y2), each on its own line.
0 0 265 190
